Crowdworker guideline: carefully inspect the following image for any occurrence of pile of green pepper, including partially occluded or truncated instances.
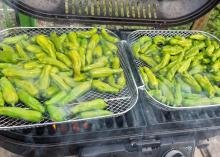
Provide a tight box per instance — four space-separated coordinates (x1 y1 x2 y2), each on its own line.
132 33 220 107
0 27 126 123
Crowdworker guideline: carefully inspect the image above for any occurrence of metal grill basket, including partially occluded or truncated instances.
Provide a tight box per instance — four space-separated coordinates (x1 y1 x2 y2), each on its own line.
0 27 138 130
127 30 220 111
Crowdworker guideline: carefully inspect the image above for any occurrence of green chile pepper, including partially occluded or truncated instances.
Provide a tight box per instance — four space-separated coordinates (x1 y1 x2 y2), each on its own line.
56 52 72 68
182 73 202 93
42 86 59 99
94 45 103 58
2 68 41 79
45 91 67 105
138 36 151 45
174 81 182 106
50 32 67 52
59 81 92 106
152 53 170 72
214 85 220 96
212 40 219 49
18 89 45 113
47 105 66 122
12 79 39 97
77 27 98 38
212 48 220 62
139 67 149 86
15 43 28 59
38 57 69 71
178 58 192 74
79 110 113 118
143 66 158 89
86 34 100 65
132 42 141 58
183 98 210 107
26 44 43 54
101 27 119 43
140 41 152 54
71 99 108 114
90 67 123 78
92 80 119 94
169 38 192 47
162 45 183 55
69 50 81 77
38 65 52 92
78 47 86 69
0 90 4 106
36 35 56 58
153 35 166 45
68 32 79 49
0 77 18 106
139 54 157 67
23 61 43 70
2 34 28 44
59 74 80 87
51 73 70 91
206 45 215 56
0 107 43 122
189 34 206 40
159 80 174 105
84 57 108 71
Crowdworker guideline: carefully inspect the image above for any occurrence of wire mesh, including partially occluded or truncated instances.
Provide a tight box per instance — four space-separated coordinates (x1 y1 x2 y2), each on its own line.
0 27 138 130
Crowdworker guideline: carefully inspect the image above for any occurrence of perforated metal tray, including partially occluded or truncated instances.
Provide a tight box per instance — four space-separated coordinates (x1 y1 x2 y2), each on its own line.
127 30 220 111
0 27 138 130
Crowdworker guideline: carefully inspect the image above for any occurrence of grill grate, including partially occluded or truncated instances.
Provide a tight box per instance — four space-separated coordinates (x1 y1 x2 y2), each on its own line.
127 30 220 111
0 27 138 130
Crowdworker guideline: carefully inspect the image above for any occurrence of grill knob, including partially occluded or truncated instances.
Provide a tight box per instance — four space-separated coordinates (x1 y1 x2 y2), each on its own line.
163 150 185 157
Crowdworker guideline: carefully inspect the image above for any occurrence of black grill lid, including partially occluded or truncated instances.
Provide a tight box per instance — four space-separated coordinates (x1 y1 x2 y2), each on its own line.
4 0 219 26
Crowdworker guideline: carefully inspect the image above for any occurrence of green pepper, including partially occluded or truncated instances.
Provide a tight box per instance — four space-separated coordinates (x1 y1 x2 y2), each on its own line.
92 80 119 94
67 32 79 49
206 45 215 56
77 27 98 38
81 38 88 49
194 74 215 97
0 77 18 106
101 27 119 43
212 40 219 49
2 68 41 79
132 42 141 58
74 74 87 82
177 77 192 93
153 35 166 45
140 41 152 54
84 57 108 71
59 81 92 106
47 105 66 122
59 74 80 87
38 57 69 71
183 98 210 107
167 64 180 81
38 65 52 92
23 61 44 70
89 67 123 78
189 33 206 40
189 64 205 75
12 79 39 97
138 36 151 45
93 45 103 58
0 88 4 106
2 34 28 44
112 57 120 69
139 54 157 67
79 110 113 118
68 50 81 77
0 107 43 122
182 73 202 93
71 99 107 114
26 44 43 54
42 86 59 99
15 43 28 59
169 38 192 47
178 58 192 74
50 32 67 52
36 34 56 58
50 73 70 91
102 42 113 56
86 34 100 65
116 73 126 89
45 91 67 105
0 44 18 63
143 66 158 89
78 47 86 69
56 52 72 68
212 48 220 62
152 53 170 72
174 81 182 106
139 67 148 86
159 80 174 105
18 89 45 113
162 45 183 55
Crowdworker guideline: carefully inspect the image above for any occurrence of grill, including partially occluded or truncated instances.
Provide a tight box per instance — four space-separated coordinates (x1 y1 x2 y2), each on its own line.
1 1 220 157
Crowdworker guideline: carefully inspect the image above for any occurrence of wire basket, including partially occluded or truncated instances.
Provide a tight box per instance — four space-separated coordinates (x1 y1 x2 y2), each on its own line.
0 27 138 130
127 30 220 111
